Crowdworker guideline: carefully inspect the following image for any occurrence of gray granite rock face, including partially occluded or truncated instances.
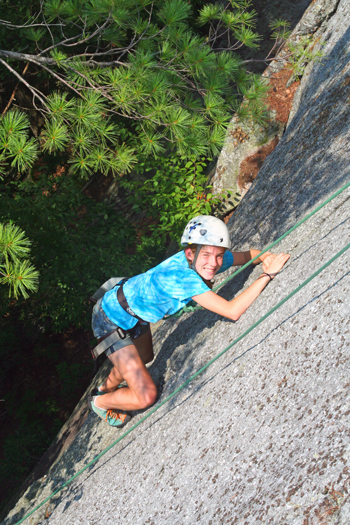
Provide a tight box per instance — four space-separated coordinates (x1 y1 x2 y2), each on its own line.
2 0 350 523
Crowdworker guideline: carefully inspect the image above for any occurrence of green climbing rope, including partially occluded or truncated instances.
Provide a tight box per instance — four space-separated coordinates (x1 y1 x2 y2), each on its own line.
173 179 350 316
14 238 350 525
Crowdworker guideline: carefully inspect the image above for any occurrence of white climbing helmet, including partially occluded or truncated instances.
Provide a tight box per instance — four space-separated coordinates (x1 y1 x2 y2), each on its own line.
181 215 231 250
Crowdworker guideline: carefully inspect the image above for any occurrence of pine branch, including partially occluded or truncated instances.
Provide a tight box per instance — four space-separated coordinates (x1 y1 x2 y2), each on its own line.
0 59 48 110
2 62 30 116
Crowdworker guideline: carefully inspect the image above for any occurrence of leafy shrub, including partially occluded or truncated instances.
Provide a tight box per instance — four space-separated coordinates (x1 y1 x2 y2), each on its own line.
120 155 237 245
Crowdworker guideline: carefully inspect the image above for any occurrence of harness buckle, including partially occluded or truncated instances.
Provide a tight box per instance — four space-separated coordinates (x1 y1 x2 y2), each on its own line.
116 326 126 340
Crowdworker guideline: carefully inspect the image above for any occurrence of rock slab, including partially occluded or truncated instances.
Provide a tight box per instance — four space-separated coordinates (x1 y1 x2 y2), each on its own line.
2 0 350 523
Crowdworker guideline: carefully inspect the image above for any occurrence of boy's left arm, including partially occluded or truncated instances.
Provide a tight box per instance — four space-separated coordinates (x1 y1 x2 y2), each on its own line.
231 249 277 267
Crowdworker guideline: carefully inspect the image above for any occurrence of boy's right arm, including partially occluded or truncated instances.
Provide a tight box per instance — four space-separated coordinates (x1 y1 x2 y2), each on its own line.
193 253 290 321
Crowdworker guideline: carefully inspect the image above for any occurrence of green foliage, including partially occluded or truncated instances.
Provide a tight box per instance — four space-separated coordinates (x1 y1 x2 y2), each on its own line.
269 19 324 82
0 110 39 175
0 222 39 299
0 0 268 179
0 174 164 332
120 155 236 245
158 0 192 25
56 361 91 400
269 18 291 42
287 36 324 80
0 423 57 498
0 320 93 514
236 74 270 124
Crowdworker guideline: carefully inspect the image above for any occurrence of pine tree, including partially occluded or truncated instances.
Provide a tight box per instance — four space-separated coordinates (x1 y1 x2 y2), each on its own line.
0 222 39 298
0 0 267 178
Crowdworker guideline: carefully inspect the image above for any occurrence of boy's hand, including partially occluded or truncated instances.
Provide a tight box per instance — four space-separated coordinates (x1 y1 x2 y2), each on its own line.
261 253 277 269
262 253 290 278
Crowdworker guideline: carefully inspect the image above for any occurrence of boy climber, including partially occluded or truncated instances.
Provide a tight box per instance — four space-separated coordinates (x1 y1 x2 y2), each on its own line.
90 215 290 427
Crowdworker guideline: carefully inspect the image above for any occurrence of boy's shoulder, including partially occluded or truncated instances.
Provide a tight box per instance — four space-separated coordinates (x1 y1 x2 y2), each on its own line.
152 250 201 284
155 250 209 296
155 250 188 270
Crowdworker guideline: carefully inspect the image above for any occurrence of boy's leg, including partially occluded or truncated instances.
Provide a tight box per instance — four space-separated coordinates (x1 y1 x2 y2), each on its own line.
99 365 124 393
99 327 154 393
94 341 157 412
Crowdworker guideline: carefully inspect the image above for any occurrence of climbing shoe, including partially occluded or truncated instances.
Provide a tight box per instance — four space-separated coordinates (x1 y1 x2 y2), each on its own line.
90 385 104 397
89 396 131 428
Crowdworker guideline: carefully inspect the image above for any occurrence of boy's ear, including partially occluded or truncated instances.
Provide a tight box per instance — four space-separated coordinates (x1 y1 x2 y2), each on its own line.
184 247 194 262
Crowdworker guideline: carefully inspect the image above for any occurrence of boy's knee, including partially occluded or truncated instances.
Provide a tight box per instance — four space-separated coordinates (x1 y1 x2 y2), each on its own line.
139 387 157 409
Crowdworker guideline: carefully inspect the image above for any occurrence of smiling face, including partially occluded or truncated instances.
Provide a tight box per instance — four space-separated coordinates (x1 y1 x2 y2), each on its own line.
185 245 225 280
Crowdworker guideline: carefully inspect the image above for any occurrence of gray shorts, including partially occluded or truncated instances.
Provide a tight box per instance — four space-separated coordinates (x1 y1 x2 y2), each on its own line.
92 299 150 356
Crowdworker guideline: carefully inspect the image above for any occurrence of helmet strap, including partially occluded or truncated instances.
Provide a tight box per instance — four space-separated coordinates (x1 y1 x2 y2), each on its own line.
189 244 202 274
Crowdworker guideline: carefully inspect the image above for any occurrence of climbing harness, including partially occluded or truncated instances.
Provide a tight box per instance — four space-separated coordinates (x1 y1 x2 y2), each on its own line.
90 276 126 302
90 278 147 359
90 276 127 359
13 181 350 525
116 280 147 324
116 279 147 339
91 327 127 359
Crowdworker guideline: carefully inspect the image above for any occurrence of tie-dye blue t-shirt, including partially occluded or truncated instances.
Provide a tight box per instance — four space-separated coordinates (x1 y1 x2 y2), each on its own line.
101 250 234 329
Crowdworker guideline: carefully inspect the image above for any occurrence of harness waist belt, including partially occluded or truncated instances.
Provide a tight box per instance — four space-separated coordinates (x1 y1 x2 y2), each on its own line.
91 279 147 359
117 281 147 323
